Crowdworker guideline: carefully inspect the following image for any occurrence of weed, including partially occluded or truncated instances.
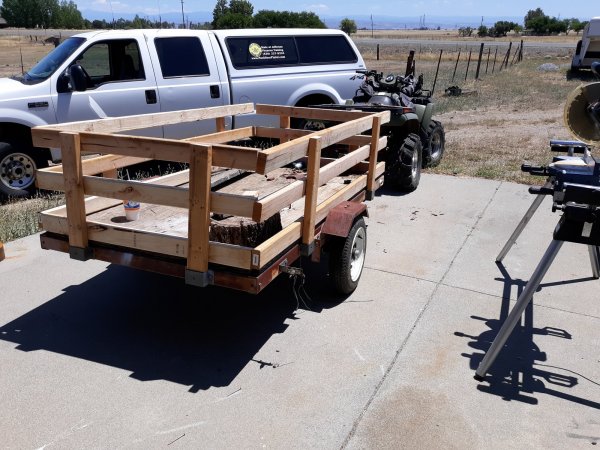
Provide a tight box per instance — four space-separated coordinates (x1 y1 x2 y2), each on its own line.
0 193 65 242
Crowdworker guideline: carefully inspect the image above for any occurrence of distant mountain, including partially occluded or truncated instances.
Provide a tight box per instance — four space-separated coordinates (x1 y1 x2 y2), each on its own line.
80 10 523 30
321 15 524 30
82 10 213 25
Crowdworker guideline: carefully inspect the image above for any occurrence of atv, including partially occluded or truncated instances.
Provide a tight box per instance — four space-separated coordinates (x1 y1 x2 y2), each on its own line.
312 68 445 192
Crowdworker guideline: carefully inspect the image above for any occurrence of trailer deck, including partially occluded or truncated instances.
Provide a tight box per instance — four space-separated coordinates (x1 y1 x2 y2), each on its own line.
33 104 390 293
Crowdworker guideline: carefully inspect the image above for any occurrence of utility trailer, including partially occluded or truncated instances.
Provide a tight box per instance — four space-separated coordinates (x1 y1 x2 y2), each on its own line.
32 103 390 295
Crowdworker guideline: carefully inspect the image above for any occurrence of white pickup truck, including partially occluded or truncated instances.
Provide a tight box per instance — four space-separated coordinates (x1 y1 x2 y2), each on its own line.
0 28 366 197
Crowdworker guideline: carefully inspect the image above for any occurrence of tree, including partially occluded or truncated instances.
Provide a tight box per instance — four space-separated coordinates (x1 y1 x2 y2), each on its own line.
524 7 545 29
458 26 473 37
477 25 488 37
491 20 519 37
229 0 253 16
213 0 253 29
57 0 84 28
339 18 357 35
212 0 228 28
253 10 325 28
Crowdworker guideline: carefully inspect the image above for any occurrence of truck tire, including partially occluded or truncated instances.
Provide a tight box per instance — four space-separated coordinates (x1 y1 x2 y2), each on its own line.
329 217 367 295
0 142 46 198
385 133 422 192
422 120 445 168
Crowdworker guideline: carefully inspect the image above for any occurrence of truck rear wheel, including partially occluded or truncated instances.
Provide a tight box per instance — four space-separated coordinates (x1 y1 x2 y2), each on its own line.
385 133 422 192
329 217 367 295
422 120 445 168
0 142 46 198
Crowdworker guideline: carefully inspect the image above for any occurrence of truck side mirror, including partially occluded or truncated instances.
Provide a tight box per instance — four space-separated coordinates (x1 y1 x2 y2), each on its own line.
68 64 88 92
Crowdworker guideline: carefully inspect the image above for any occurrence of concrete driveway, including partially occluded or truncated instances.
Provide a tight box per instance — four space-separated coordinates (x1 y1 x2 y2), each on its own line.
1 173 599 448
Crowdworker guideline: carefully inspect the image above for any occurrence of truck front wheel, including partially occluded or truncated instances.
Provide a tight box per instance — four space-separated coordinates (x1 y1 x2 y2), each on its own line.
0 143 46 198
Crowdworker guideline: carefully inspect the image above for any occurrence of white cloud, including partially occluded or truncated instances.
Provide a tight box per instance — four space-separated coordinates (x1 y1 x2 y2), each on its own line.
306 4 330 12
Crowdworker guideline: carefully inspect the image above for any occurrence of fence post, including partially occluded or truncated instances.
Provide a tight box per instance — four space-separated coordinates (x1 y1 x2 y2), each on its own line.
485 47 491 74
465 50 472 81
377 44 379 61
475 42 485 79
492 47 498 73
452 49 461 82
519 39 524 62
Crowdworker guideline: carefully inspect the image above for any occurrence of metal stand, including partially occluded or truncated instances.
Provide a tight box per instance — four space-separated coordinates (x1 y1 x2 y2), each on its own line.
495 191 600 278
475 239 563 380
496 193 546 263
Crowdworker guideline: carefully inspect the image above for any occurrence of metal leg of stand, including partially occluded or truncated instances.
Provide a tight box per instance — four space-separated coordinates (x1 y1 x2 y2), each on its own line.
496 194 546 263
476 239 564 380
589 246 600 279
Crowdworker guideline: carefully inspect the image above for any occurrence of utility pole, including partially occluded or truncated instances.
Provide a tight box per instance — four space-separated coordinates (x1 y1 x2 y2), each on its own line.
180 0 185 28
371 14 374 38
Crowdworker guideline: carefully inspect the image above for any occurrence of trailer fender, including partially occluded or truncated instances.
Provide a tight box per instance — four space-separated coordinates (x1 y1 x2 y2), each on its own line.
321 201 368 238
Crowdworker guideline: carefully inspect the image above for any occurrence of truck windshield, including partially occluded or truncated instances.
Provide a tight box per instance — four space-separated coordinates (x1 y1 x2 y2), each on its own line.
23 37 85 84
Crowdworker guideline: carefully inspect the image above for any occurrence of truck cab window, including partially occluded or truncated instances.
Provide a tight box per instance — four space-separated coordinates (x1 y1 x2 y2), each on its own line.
73 39 144 89
154 37 210 78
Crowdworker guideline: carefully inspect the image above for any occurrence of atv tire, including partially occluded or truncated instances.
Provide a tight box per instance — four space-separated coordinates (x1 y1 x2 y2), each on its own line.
385 133 422 192
422 120 445 168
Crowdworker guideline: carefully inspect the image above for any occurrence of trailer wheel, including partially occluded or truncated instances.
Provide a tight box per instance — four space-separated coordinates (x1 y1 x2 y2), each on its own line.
0 142 46 199
385 133 422 192
329 217 367 295
422 120 445 168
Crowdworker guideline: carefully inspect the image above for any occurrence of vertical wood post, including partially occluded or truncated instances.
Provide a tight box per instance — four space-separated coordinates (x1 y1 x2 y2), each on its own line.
301 137 322 252
405 50 415 76
475 42 485 79
279 114 291 143
376 44 379 60
60 132 88 257
186 145 212 281
465 50 472 81
452 49 461 82
519 39 524 62
366 115 382 199
492 47 498 73
215 117 225 132
485 47 491 74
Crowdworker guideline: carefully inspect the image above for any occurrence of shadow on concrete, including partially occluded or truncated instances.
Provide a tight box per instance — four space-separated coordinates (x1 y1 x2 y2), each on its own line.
456 262 600 409
0 260 342 393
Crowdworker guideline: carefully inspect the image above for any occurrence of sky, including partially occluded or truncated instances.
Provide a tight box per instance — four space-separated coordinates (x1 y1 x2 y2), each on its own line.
77 0 596 22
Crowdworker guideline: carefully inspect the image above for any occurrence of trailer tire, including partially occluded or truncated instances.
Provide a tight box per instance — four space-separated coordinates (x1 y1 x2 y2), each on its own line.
422 120 445 168
385 133 422 192
0 142 47 199
329 217 367 295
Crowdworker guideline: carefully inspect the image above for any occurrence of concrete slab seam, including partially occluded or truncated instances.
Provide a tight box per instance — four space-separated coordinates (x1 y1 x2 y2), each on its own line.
339 181 503 449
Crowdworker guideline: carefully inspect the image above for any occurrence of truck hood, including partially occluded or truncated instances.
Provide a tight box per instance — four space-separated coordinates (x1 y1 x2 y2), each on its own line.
0 77 50 101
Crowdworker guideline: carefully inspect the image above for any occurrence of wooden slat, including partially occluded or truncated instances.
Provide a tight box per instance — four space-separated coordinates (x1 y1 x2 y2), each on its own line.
184 126 253 144
60 132 87 249
32 103 255 147
256 104 373 122
187 146 212 273
40 214 253 269
253 175 369 269
302 137 321 245
255 126 375 146
81 154 151 175
367 115 382 193
257 111 390 174
252 136 386 222
318 136 387 184
75 133 259 171
252 180 304 222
